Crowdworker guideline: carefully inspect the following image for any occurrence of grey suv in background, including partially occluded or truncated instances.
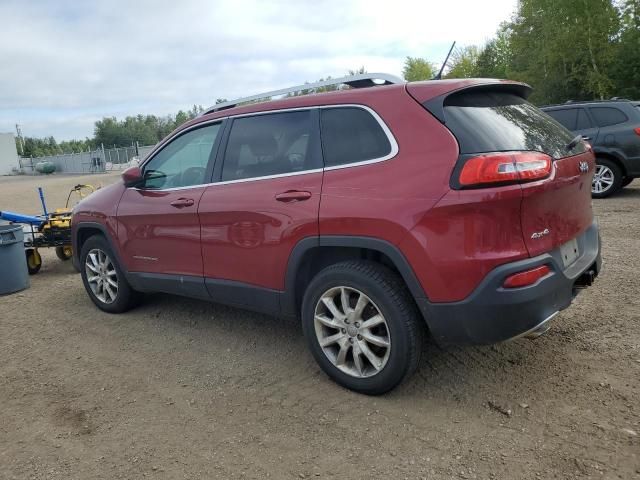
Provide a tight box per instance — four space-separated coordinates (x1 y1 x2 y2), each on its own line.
541 99 640 198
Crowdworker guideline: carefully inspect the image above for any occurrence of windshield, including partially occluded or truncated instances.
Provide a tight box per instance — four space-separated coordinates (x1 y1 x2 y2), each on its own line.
442 91 587 159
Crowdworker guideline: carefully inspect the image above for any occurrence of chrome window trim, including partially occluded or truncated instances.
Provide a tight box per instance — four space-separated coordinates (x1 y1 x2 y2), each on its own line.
135 104 398 192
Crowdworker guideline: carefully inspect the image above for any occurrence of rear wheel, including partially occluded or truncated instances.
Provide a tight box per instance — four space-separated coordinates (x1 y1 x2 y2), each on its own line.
55 245 73 261
80 235 139 313
25 249 42 275
301 261 422 395
592 158 623 198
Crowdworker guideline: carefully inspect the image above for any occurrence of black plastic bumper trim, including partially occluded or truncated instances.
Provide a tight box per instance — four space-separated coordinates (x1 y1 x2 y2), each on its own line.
419 221 602 346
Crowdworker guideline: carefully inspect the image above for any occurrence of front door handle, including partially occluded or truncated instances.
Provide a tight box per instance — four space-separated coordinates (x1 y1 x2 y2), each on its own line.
581 136 591 141
170 198 195 208
275 190 312 202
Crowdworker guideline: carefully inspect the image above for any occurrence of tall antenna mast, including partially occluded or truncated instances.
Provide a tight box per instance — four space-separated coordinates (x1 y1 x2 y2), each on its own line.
434 41 456 80
15 124 24 156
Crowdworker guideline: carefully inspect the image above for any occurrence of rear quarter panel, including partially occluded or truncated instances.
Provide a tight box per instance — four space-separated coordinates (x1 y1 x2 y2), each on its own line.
319 88 458 245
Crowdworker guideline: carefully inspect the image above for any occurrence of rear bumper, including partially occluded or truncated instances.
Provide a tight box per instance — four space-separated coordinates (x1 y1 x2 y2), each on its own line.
418 221 601 346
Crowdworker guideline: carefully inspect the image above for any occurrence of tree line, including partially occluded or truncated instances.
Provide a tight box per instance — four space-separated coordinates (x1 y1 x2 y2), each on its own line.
18 0 638 157
404 0 639 105
18 105 205 158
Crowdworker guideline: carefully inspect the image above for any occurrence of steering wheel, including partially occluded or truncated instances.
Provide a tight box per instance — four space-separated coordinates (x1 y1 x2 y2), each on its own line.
177 166 207 187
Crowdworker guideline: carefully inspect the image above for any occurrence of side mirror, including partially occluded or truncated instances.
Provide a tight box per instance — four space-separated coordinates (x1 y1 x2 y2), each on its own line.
122 166 143 187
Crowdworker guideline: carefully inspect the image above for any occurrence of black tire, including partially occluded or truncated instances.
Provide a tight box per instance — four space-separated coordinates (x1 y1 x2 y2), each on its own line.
301 260 423 395
592 158 623 198
79 234 140 313
55 245 73 261
25 249 42 275
621 177 634 188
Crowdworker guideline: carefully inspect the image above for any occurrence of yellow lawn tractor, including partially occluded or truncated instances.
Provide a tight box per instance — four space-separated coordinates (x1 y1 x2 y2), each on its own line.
0 184 98 274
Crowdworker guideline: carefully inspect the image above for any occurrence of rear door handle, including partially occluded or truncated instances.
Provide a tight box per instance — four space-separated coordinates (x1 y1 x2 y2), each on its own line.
170 198 195 208
275 190 312 202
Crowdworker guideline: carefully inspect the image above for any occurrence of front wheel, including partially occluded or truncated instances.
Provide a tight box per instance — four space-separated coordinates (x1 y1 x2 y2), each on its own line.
592 158 623 198
79 235 140 313
301 261 423 395
621 177 634 188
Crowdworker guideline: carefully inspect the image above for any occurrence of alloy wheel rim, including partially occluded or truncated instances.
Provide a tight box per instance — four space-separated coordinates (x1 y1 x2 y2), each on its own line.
592 165 614 194
314 286 391 378
85 248 118 304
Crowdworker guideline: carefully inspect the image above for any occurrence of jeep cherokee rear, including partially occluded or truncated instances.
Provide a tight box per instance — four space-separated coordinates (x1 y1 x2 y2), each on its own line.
72 75 601 395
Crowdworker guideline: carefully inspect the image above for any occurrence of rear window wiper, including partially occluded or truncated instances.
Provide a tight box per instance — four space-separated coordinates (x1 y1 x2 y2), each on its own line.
566 135 583 152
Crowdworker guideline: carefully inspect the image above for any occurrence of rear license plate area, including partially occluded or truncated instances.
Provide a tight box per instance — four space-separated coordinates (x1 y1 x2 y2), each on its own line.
560 238 579 267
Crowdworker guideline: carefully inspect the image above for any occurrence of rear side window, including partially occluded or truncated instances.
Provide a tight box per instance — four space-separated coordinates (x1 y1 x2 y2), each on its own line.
589 107 628 127
546 109 578 130
320 107 392 167
221 110 319 181
442 90 586 158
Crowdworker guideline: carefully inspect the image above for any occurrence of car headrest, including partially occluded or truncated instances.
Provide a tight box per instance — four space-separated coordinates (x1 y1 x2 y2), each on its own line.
247 132 277 157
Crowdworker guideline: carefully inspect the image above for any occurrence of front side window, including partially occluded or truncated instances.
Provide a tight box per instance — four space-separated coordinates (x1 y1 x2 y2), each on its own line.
320 107 392 167
143 123 221 189
221 110 318 181
589 107 628 128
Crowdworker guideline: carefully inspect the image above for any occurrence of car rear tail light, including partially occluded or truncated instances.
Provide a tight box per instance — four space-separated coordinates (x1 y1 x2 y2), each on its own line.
458 152 552 188
634 127 640 136
503 265 551 288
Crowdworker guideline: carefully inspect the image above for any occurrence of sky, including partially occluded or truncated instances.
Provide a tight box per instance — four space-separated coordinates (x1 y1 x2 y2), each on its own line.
0 0 517 141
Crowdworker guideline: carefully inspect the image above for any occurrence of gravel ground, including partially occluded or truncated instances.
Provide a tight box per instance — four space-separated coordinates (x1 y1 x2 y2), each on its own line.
0 173 638 479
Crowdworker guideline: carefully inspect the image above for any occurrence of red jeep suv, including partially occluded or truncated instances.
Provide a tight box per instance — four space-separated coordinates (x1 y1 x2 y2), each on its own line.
72 74 601 394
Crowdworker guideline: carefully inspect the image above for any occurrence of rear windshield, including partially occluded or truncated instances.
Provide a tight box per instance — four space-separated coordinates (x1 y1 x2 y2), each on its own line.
441 91 586 158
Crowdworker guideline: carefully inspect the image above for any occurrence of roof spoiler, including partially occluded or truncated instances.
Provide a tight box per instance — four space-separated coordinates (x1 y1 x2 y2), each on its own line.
413 81 533 124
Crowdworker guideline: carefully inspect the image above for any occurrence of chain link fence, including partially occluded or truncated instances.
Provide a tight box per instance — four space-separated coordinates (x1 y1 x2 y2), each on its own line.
19 143 156 175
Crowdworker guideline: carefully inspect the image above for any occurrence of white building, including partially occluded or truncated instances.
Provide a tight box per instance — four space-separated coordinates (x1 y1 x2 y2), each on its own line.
0 133 20 175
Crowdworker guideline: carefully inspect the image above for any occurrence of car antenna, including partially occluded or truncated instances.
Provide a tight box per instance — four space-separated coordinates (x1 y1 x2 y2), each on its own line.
433 41 456 80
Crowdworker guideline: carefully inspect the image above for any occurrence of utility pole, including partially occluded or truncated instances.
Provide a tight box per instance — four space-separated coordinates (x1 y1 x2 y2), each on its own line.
15 124 25 155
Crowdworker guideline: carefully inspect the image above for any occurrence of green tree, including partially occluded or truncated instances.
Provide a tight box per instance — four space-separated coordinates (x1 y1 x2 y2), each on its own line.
508 0 620 104
610 0 640 98
445 46 480 79
402 57 436 81
476 24 513 79
348 66 367 75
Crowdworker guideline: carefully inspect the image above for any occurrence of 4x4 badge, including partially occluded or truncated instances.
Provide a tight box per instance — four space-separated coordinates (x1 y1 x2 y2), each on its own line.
579 161 589 173
531 228 550 240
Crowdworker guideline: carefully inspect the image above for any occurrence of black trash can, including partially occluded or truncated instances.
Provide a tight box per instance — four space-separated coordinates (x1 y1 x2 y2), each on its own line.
0 224 29 295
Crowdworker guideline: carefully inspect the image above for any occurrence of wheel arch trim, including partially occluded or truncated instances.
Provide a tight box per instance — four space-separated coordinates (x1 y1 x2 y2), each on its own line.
592 149 628 176
72 221 127 275
282 236 428 318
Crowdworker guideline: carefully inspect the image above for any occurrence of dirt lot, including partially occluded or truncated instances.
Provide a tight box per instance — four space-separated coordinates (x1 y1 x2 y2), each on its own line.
0 173 638 479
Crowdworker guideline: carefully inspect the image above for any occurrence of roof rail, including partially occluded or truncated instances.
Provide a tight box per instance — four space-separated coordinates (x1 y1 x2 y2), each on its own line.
203 73 405 115
543 98 636 108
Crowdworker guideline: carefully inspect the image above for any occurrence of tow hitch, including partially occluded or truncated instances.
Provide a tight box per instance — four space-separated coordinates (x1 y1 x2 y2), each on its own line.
574 269 596 290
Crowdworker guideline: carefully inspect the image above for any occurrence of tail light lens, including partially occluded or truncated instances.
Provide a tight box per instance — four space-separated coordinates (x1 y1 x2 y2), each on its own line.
634 127 640 136
457 152 552 188
503 265 551 288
